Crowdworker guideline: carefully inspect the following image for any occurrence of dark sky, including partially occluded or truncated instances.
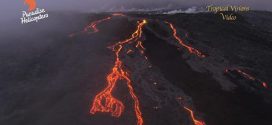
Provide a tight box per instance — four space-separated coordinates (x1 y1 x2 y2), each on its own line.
0 0 271 21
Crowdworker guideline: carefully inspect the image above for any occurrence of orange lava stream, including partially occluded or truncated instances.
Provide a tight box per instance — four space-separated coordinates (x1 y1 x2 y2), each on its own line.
83 16 112 33
184 107 206 125
111 20 147 48
165 21 206 58
69 13 126 37
90 45 125 117
90 20 147 125
225 68 269 89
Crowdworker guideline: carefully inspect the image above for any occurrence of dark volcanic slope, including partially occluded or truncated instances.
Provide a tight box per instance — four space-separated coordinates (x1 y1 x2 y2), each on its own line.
143 20 272 125
142 11 272 125
0 11 272 125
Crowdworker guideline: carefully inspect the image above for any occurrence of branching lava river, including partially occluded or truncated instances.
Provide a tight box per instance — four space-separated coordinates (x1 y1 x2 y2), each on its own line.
90 19 147 125
85 15 208 125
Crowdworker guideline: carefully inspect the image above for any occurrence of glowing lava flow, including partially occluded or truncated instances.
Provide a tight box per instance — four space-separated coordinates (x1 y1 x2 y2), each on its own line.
90 20 147 125
111 20 147 48
90 45 125 117
84 13 127 33
165 21 206 58
68 16 111 37
225 68 269 89
184 107 206 125
69 13 125 37
83 16 112 33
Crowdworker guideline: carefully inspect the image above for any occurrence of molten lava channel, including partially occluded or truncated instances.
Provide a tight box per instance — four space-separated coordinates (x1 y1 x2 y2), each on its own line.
165 21 206 58
83 16 112 33
184 107 206 125
69 13 125 37
90 20 147 125
84 13 127 33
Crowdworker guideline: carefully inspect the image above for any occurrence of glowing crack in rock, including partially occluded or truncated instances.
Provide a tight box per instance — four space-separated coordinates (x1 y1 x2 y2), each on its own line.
90 20 147 125
184 107 206 125
165 21 206 58
225 68 269 89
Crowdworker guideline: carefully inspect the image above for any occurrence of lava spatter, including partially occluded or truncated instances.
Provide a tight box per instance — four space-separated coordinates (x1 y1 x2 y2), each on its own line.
225 68 269 89
165 21 206 58
184 107 206 125
90 20 147 125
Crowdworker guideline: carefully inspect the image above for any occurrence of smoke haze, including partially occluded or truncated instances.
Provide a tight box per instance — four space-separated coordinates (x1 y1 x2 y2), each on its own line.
0 0 271 22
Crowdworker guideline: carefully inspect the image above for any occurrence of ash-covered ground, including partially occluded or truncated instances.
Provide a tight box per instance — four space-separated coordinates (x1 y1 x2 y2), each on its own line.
0 11 272 125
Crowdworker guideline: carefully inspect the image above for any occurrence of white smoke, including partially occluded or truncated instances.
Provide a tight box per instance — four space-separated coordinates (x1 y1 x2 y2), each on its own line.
163 6 206 14
108 7 166 12
105 3 175 12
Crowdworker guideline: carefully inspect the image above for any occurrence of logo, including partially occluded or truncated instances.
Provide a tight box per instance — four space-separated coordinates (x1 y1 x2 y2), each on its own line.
21 0 49 24
24 0 37 12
